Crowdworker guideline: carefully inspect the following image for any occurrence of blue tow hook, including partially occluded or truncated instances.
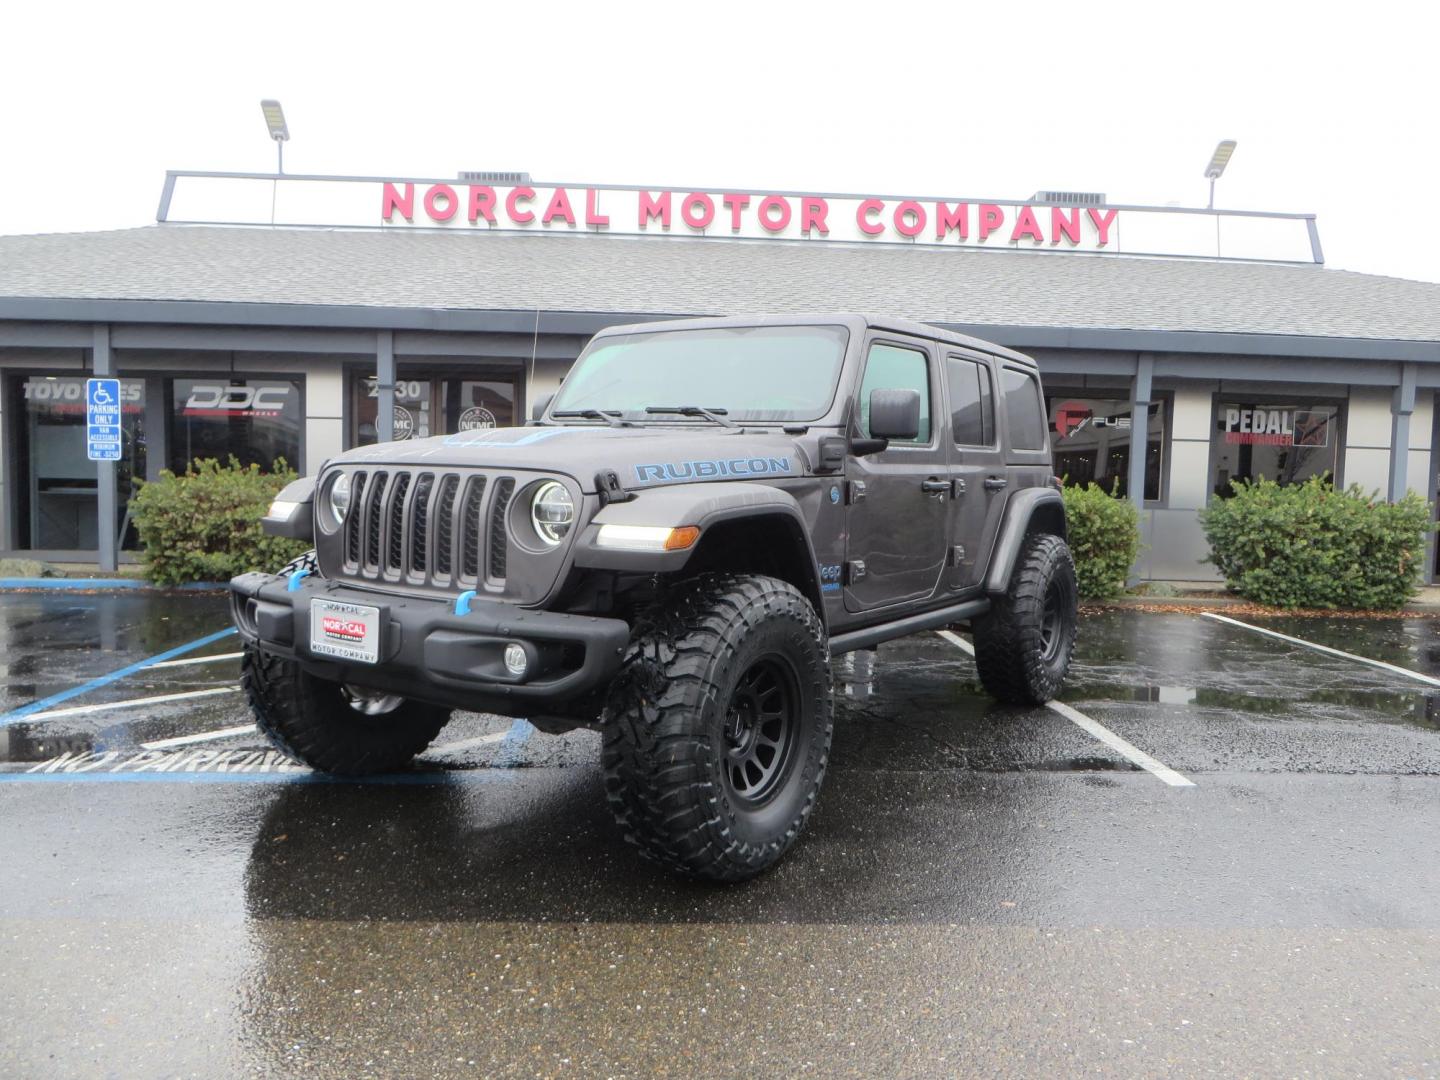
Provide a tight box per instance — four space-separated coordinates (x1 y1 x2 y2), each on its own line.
286 568 311 592
454 589 478 616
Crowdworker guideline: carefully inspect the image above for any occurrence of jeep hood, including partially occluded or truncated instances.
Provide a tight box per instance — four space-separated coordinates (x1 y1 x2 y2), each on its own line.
330 425 808 492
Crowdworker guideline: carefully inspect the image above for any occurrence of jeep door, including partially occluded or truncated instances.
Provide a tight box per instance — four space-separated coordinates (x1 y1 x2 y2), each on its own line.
843 337 951 612
943 351 1007 591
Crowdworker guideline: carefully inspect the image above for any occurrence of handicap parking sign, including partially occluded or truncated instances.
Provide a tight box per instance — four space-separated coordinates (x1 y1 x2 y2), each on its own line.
86 378 123 462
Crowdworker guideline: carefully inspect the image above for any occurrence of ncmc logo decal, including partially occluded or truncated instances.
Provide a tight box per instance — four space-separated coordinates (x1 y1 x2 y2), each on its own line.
634 457 793 484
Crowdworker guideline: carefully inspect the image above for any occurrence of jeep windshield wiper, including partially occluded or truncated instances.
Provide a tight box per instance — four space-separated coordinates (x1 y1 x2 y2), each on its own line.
551 408 627 428
644 405 738 429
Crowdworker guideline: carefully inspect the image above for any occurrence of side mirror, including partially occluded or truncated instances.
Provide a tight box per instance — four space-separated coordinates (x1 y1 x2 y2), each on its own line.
867 388 921 441
530 392 555 424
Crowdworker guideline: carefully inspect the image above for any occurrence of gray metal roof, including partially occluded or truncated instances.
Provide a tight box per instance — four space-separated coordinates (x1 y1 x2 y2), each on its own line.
1 224 1438 344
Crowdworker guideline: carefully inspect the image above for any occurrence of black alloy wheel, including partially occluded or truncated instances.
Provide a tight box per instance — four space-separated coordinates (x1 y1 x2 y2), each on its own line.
723 656 801 804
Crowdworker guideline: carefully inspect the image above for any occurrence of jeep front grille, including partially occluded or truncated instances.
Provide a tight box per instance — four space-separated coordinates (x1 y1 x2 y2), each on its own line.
339 469 516 589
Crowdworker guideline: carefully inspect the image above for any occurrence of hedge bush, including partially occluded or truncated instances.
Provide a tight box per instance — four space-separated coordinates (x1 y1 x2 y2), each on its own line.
1199 475 1433 610
131 457 311 585
1061 482 1141 600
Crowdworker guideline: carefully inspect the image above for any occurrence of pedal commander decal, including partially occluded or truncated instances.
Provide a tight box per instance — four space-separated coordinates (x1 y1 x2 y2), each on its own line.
634 456 793 484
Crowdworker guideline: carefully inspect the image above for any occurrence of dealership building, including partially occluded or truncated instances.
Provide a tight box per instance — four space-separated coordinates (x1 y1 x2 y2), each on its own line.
2 171 1440 580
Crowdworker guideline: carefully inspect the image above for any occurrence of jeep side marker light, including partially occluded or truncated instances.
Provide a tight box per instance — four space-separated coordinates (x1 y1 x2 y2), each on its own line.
595 524 701 552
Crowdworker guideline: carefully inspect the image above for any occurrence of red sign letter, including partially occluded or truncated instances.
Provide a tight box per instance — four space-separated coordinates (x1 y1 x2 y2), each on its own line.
585 189 609 227
893 201 926 238
758 196 791 232
382 182 415 223
1010 206 1044 244
857 199 885 236
934 202 968 240
1088 207 1118 246
1050 207 1081 245
800 197 830 235
424 184 459 222
542 188 577 226
468 186 496 224
722 193 750 231
978 204 1005 241
681 193 715 230
506 186 536 224
639 190 672 229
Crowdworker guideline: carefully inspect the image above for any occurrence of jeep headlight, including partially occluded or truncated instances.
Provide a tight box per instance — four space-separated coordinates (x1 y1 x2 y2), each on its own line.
531 481 574 545
322 472 352 531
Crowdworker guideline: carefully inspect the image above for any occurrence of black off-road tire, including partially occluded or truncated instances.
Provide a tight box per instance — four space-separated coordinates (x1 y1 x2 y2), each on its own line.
240 549 450 775
241 648 451 775
602 573 833 882
972 533 1078 705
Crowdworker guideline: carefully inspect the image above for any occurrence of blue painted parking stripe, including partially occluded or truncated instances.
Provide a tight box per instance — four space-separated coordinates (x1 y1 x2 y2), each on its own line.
492 719 535 767
0 627 239 729
0 578 222 591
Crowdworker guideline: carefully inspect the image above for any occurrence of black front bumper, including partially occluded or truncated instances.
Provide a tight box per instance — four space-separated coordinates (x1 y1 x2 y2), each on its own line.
229 572 631 713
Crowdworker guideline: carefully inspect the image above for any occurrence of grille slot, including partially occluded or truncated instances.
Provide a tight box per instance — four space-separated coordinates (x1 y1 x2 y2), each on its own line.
363 472 388 570
433 475 459 579
488 478 515 581
385 473 412 572
410 473 435 575
344 472 368 565
460 476 488 581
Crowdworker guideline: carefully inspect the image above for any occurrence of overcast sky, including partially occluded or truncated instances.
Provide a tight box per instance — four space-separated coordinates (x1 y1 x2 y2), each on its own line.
3 0 1435 283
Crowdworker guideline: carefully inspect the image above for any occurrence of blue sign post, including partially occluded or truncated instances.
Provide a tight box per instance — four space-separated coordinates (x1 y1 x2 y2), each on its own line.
86 378 122 462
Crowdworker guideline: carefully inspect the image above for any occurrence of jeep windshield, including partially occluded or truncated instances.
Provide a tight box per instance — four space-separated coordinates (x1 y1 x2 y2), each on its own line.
549 325 848 424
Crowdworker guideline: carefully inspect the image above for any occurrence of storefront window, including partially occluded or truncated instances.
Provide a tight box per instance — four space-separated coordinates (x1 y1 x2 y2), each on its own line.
13 375 146 550
1210 402 1338 497
168 377 302 473
442 379 516 431
1047 395 1164 501
353 376 434 444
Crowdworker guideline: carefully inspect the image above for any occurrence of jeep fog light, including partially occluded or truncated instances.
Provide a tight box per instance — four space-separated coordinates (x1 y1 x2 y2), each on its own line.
595 524 701 552
531 482 574 545
503 642 528 676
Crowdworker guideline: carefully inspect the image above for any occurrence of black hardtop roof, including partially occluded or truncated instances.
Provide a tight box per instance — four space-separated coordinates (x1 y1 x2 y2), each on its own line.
589 312 1038 367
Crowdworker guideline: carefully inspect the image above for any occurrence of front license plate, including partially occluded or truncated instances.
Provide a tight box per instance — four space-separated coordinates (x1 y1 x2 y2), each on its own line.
310 599 382 664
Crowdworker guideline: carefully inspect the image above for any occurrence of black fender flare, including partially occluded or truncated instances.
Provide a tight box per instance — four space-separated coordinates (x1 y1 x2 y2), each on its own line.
982 487 1068 596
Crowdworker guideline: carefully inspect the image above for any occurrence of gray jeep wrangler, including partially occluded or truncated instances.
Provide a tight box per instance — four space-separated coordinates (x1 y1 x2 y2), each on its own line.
230 314 1077 880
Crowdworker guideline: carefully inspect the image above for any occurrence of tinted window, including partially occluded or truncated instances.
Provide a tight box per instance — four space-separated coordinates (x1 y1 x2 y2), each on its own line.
859 343 931 443
1001 367 1046 451
169 377 303 473
1047 395 1165 500
948 356 994 446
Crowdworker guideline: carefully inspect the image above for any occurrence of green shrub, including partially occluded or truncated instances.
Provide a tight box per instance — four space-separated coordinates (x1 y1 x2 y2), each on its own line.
1199 475 1433 610
1061 482 1141 600
131 457 310 585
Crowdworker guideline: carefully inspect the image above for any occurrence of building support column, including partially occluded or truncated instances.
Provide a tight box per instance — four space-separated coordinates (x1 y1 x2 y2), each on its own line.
376 330 396 444
1126 354 1154 585
93 324 117 573
1389 362 1417 502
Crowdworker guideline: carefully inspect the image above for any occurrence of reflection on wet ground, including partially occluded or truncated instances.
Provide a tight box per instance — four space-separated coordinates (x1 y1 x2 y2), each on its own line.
6 593 1440 1076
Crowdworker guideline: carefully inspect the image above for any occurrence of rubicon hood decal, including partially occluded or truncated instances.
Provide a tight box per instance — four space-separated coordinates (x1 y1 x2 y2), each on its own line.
633 456 793 484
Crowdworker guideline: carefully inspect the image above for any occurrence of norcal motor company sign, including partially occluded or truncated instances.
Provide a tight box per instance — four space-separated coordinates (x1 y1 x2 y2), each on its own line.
379 181 1120 250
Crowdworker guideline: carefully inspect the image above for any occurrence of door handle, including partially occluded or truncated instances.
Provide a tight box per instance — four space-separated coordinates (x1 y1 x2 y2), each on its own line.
920 478 949 495
983 476 1008 491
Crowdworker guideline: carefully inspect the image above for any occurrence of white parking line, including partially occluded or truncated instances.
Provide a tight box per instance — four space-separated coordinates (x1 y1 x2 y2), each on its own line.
149 651 244 669
423 731 511 756
19 686 241 722
1201 612 1440 688
935 630 1196 788
141 724 258 750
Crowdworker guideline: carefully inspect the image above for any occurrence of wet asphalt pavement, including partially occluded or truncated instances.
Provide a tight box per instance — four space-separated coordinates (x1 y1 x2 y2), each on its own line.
2 594 1440 1077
